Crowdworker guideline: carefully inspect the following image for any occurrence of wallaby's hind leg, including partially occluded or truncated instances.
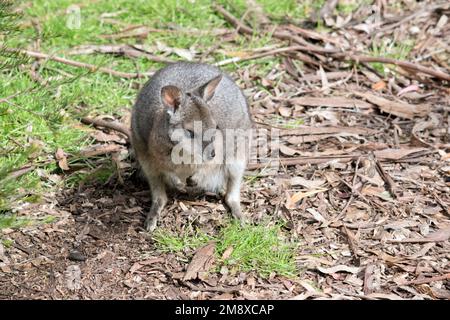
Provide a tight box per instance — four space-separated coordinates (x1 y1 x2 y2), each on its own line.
224 162 246 222
145 175 168 232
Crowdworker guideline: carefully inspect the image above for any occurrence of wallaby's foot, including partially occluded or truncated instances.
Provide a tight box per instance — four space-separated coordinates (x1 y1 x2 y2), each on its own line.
144 177 167 233
145 200 164 232
145 214 158 232
224 161 247 224
225 196 246 224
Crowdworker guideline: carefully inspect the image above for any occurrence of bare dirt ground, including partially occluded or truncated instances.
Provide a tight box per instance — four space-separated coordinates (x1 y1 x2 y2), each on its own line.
1 1 450 299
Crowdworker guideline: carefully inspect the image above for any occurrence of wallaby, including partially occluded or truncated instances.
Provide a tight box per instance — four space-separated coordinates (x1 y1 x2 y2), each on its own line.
131 62 253 232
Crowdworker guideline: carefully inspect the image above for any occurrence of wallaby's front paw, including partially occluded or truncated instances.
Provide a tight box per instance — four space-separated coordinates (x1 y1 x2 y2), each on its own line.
175 181 187 193
227 200 247 224
186 176 198 187
218 188 226 198
145 215 158 232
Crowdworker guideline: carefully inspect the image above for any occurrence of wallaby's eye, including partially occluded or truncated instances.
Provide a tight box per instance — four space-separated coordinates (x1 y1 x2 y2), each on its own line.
185 129 195 139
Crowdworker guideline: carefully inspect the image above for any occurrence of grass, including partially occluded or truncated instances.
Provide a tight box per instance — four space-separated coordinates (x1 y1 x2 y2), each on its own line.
216 222 297 278
368 40 415 75
0 214 33 229
152 221 298 278
1 238 14 248
152 226 214 253
0 0 317 213
0 214 57 229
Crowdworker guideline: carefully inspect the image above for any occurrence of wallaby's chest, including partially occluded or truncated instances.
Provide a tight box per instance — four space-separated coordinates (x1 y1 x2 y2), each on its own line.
165 164 225 193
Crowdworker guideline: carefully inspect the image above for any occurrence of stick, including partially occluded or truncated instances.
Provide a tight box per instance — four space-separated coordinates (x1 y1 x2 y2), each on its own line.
81 117 131 140
214 45 310 66
247 155 357 170
400 273 450 286
7 48 151 79
213 4 253 35
182 281 240 294
335 54 450 82
373 153 397 198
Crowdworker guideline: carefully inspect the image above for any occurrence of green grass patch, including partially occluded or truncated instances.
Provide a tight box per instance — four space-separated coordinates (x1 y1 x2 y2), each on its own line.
368 40 414 75
1 238 14 248
0 214 33 229
0 213 57 230
152 227 213 253
153 221 298 278
216 222 297 278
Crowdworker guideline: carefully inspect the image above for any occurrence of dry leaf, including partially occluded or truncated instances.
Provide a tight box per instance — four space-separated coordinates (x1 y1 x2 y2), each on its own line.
183 242 216 281
317 265 361 274
354 92 430 119
290 97 372 109
221 246 233 260
372 81 386 91
389 226 450 243
290 177 326 189
55 148 69 171
286 188 328 209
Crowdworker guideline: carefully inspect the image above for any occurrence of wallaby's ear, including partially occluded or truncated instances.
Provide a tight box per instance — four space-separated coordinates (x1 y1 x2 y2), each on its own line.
195 75 222 101
161 85 183 112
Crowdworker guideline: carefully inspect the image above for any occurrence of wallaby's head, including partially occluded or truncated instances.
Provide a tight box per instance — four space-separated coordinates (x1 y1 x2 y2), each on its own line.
161 75 222 164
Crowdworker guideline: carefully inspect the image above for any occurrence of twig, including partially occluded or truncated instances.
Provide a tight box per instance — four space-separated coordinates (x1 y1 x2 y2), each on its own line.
373 153 397 199
334 53 450 82
399 273 450 286
213 4 253 35
81 117 131 140
363 264 375 295
149 267 240 294
79 144 123 157
214 45 312 66
182 281 240 294
341 225 360 264
247 155 359 170
6 48 151 79
5 165 35 180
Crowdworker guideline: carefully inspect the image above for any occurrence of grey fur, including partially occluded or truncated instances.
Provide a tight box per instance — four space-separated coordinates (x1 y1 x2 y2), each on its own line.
131 62 253 232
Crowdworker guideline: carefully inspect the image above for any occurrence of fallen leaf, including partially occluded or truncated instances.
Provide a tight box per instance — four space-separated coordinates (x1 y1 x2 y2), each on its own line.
317 265 361 274
90 131 125 143
354 92 430 119
373 147 428 160
365 293 404 300
221 246 233 261
279 126 378 136
372 81 386 91
55 148 69 171
286 188 328 209
397 84 420 96
389 226 450 243
278 105 292 117
129 257 165 274
79 144 122 157
183 242 216 281
290 97 372 109
290 177 326 189
279 144 300 156
306 208 328 224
